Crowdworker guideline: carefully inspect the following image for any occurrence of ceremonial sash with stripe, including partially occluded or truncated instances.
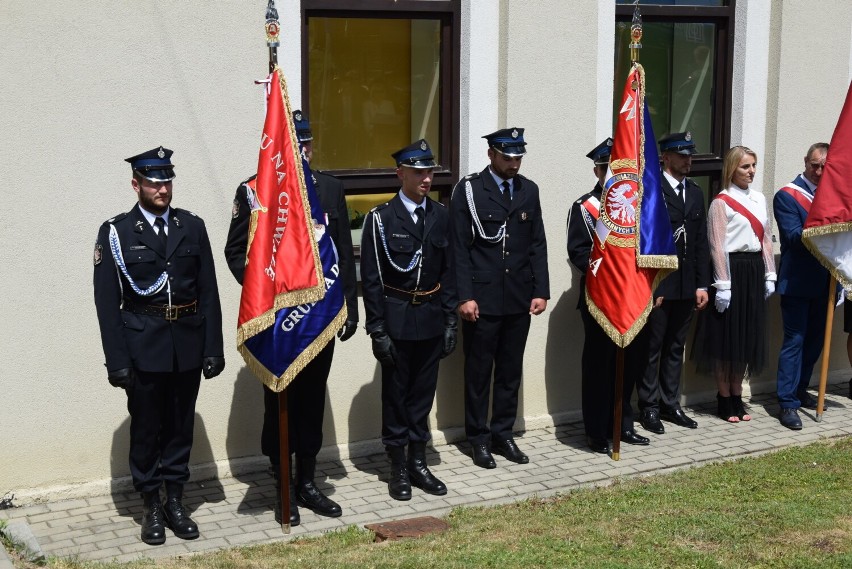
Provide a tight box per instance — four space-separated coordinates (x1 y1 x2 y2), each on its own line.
779 183 814 214
715 194 765 244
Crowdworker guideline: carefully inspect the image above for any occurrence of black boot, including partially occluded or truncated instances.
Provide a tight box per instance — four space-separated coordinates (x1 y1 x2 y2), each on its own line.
296 457 342 517
271 464 299 526
407 442 447 496
717 393 738 423
387 446 411 501
163 483 199 540
140 490 166 546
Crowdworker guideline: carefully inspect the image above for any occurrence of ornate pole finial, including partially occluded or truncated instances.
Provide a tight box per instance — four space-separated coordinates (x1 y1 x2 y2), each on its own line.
265 0 280 71
630 1 643 63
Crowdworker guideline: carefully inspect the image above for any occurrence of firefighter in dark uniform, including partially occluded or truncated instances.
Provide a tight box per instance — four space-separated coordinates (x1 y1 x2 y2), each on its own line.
567 138 649 453
450 128 550 469
93 147 225 545
638 132 709 434
223 111 358 525
360 139 458 501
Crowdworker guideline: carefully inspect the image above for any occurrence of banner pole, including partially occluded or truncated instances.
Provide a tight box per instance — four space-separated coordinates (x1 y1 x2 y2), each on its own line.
612 346 625 461
816 276 837 421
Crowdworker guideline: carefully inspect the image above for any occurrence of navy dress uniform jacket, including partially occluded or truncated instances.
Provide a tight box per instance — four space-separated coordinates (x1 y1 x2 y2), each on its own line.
450 168 550 315
654 177 710 299
93 204 224 373
361 195 457 340
774 174 830 298
566 184 601 307
223 172 359 322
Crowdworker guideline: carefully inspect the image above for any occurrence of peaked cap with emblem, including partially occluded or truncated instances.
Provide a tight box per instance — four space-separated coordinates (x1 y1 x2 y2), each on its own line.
125 146 176 182
293 109 313 142
586 137 613 165
392 139 438 169
658 131 696 155
483 127 527 157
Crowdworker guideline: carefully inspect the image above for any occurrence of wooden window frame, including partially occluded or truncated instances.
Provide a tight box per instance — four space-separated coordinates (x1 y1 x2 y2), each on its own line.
615 1 736 198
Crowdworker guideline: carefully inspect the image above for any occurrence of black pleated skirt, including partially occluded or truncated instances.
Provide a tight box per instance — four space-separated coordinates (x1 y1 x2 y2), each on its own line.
692 252 766 376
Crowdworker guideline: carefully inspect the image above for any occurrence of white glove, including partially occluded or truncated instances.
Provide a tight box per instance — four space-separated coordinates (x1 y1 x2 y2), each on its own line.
764 281 775 299
715 289 731 312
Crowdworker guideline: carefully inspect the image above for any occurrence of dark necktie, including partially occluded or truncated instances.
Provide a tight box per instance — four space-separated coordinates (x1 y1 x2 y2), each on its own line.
676 182 684 200
502 180 512 208
414 206 425 237
154 216 168 248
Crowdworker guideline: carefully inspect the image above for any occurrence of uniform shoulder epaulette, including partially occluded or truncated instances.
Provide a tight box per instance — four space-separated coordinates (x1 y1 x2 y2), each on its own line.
173 207 199 218
103 212 128 225
370 202 390 213
574 191 594 205
463 172 480 180
240 174 257 186
515 173 529 182
432 200 446 208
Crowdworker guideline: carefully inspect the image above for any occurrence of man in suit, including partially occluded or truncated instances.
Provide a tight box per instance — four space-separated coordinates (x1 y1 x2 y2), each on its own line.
567 138 650 453
774 142 831 430
360 139 458 500
93 147 225 545
223 111 358 525
638 132 710 434
450 128 550 469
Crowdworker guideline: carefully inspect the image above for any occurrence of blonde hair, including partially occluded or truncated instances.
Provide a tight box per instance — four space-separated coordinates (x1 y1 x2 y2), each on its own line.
721 145 758 189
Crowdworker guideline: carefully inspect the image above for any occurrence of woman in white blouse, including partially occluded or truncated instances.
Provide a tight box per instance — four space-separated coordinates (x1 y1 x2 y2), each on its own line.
697 146 776 422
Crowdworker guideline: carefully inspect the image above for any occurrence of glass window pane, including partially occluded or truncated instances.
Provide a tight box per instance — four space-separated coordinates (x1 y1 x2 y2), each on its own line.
308 18 442 171
614 21 716 154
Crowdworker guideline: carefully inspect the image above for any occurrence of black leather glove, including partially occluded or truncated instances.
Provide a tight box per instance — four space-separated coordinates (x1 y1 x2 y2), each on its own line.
370 330 397 367
441 325 457 359
108 368 135 390
337 319 358 342
202 356 225 379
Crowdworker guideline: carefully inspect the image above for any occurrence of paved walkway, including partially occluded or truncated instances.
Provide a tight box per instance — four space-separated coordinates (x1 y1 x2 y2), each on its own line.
3 380 852 564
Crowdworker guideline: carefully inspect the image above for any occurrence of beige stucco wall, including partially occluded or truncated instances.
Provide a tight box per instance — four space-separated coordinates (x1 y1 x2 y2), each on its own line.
1 0 850 501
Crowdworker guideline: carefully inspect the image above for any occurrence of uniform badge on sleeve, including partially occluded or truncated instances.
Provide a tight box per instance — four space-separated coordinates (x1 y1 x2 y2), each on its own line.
232 199 240 219
93 243 103 266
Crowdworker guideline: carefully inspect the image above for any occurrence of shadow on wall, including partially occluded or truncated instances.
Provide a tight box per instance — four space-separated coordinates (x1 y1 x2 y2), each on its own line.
434 346 465 442
109 412 224 519
544 278 583 418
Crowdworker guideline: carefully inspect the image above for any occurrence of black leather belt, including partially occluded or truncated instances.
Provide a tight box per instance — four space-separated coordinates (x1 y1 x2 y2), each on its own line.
383 284 441 305
122 299 198 320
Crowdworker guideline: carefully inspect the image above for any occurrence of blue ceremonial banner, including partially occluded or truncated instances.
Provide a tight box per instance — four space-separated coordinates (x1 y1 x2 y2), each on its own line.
242 155 347 392
637 102 678 265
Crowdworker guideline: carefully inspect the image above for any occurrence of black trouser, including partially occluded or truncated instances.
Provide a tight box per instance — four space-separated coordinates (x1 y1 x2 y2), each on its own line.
462 313 531 445
381 336 442 447
127 367 202 493
262 340 335 465
580 306 647 440
638 299 694 412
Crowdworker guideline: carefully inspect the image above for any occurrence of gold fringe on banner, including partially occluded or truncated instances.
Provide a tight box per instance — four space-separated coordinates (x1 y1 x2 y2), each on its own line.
803 221 852 291
238 305 348 392
585 289 653 348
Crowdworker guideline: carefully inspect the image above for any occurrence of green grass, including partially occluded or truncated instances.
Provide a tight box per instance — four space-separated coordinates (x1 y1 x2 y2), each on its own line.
18 437 852 569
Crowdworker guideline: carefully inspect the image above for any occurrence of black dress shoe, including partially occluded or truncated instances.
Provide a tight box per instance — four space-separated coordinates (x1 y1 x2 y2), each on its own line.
639 409 665 434
780 408 803 430
140 492 166 545
798 391 818 410
491 438 529 464
660 407 698 429
296 482 343 517
586 436 609 454
407 442 447 495
162 497 199 540
387 447 412 501
621 429 650 445
472 444 496 469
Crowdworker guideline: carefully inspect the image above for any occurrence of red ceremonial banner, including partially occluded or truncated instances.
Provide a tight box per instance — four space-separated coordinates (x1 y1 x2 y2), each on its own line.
585 64 674 347
237 67 325 344
802 80 852 291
